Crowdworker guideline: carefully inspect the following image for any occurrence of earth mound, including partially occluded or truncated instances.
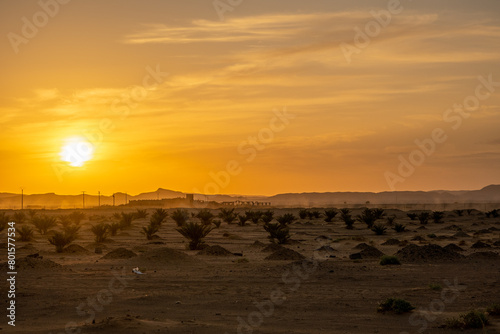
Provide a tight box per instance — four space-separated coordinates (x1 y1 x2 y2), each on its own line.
381 238 401 246
395 244 465 263
135 247 201 266
197 245 233 256
453 231 471 238
353 243 372 250
467 251 499 260
0 254 63 272
265 248 305 261
471 241 491 249
350 245 384 259
262 243 285 252
250 240 266 248
63 244 91 254
102 248 138 259
443 243 464 252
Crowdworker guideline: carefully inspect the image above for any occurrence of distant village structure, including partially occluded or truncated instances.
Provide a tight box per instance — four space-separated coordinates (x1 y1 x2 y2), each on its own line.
127 194 271 208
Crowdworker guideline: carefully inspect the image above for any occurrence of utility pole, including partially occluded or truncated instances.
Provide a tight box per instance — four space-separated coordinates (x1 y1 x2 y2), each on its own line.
82 191 85 209
125 192 128 205
98 191 101 207
112 193 115 206
21 188 24 210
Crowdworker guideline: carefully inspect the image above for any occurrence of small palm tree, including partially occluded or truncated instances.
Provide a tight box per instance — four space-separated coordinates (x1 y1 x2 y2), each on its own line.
393 223 406 233
142 224 160 240
298 209 309 219
91 223 109 243
176 222 213 250
119 212 135 229
261 210 274 224
0 212 10 232
171 209 189 226
68 211 86 225
237 214 248 226
372 224 387 235
12 211 26 224
218 208 237 224
432 211 444 224
196 209 214 225
18 225 35 242
263 223 290 244
407 213 417 220
324 209 338 222
48 231 75 253
109 222 121 236
57 215 72 227
31 215 57 235
357 208 378 228
134 209 149 219
245 211 262 224
417 212 430 224
386 216 396 225
151 208 168 224
62 225 80 241
276 213 295 226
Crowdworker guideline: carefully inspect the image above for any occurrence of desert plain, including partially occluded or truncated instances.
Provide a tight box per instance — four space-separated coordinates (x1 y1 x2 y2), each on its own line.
1 207 500 334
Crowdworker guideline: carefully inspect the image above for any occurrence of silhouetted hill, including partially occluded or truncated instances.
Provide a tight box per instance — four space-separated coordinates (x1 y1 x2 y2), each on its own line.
0 185 499 209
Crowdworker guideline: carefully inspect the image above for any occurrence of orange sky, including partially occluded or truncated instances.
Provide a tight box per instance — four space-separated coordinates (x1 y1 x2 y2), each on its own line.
1 0 500 196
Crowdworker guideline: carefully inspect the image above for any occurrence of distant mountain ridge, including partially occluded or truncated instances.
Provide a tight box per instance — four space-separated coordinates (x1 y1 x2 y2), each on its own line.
0 185 499 209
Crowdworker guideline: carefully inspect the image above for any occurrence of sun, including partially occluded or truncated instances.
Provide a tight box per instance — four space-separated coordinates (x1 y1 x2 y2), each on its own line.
60 137 94 167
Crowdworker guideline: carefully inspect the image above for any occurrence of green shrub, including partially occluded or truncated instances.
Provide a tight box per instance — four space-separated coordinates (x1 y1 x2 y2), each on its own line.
380 255 401 266
445 310 489 329
377 298 415 314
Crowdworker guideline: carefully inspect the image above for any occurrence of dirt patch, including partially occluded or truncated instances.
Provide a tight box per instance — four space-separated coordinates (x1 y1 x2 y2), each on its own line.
395 244 465 263
197 245 233 256
265 248 305 261
102 248 137 260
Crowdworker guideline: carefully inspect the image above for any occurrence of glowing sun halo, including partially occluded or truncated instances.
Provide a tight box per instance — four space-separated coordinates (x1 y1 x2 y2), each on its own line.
60 137 94 167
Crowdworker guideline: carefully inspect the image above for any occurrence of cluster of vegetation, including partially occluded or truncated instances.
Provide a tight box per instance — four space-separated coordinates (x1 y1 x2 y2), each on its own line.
339 208 355 229
379 255 401 266
176 222 213 250
393 223 406 233
142 209 167 240
377 298 415 314
324 209 338 222
298 209 322 220
357 208 385 229
486 209 499 218
445 310 489 329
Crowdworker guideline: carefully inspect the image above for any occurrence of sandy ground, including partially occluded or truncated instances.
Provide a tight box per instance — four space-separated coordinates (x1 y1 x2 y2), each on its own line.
1 208 499 334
